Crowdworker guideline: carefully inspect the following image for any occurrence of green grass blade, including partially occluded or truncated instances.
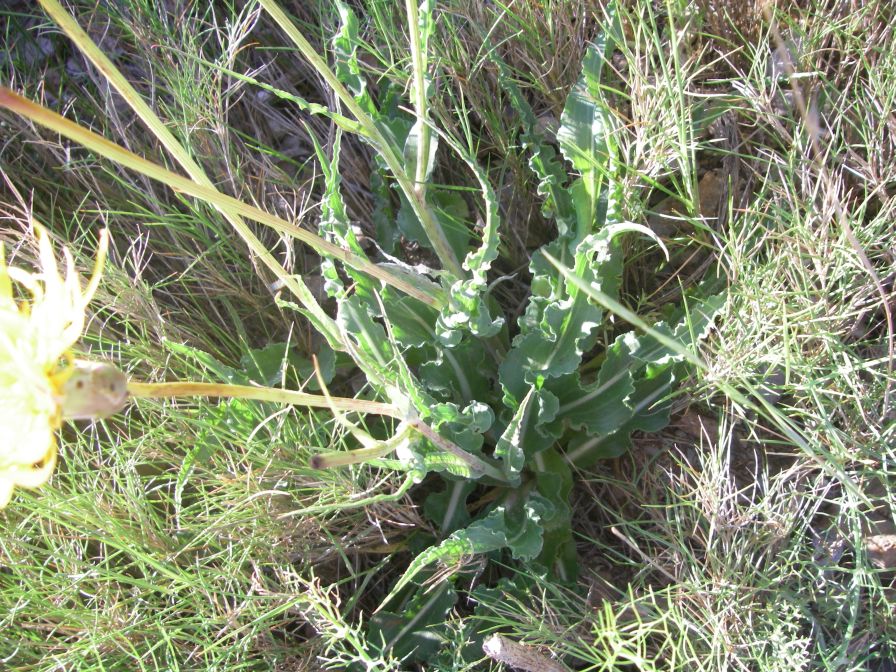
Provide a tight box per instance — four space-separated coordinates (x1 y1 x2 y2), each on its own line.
543 250 865 501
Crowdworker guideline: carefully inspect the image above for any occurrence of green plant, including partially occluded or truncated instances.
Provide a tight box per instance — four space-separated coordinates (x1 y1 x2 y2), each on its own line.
1 0 724 666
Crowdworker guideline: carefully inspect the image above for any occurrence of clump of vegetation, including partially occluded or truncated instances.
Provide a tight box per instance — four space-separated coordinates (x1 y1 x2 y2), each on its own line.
1 0 894 669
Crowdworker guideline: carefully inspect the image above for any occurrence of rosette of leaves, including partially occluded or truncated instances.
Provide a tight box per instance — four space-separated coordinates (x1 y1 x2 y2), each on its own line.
2 1 723 667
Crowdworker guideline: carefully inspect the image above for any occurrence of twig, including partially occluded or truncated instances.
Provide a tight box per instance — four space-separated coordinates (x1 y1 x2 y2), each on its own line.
482 634 569 672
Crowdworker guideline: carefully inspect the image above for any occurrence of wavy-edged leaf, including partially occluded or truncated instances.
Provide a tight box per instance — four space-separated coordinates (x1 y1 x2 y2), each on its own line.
629 292 726 366
556 5 622 236
337 295 397 389
494 387 536 480
380 496 552 609
381 295 441 350
432 124 505 343
332 1 377 117
379 507 508 609
500 225 628 406
492 56 576 239
337 295 439 431
504 495 553 562
564 366 676 468
557 39 614 176
389 399 501 481
532 448 578 581
551 331 639 436
499 25 629 415
379 295 493 406
419 338 492 404
310 129 377 300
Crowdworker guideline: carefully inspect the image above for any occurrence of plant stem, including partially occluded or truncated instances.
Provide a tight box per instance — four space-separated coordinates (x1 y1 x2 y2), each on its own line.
258 0 464 279
406 0 432 197
407 418 509 482
0 88 445 309
36 0 343 347
127 381 402 418
310 423 413 469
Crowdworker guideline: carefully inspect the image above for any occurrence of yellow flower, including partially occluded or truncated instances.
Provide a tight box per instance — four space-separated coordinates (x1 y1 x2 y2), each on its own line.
0 224 108 508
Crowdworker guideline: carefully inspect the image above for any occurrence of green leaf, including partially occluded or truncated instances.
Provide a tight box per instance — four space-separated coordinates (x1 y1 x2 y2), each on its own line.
500 226 627 406
163 340 244 384
309 128 377 300
391 399 500 481
424 480 476 534
332 1 377 117
336 294 430 419
494 387 536 480
371 167 400 256
531 449 578 581
382 295 441 350
551 331 639 436
434 127 505 342
369 581 457 663
238 342 291 387
403 118 438 183
379 296 495 407
504 495 552 561
337 295 395 387
492 56 576 238
564 366 676 468
379 507 509 608
431 402 492 470
629 292 726 367
557 40 614 176
557 6 621 235
380 493 554 610
419 337 492 404
495 385 561 476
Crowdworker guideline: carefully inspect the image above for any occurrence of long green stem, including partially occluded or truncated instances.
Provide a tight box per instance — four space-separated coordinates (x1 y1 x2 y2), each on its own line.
310 443 397 469
258 0 464 279
129 380 508 483
127 381 402 418
310 423 414 469
406 0 432 196
0 88 444 309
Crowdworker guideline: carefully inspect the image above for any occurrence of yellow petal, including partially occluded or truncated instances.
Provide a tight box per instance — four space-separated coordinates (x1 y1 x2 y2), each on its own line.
6 443 57 489
0 478 13 508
